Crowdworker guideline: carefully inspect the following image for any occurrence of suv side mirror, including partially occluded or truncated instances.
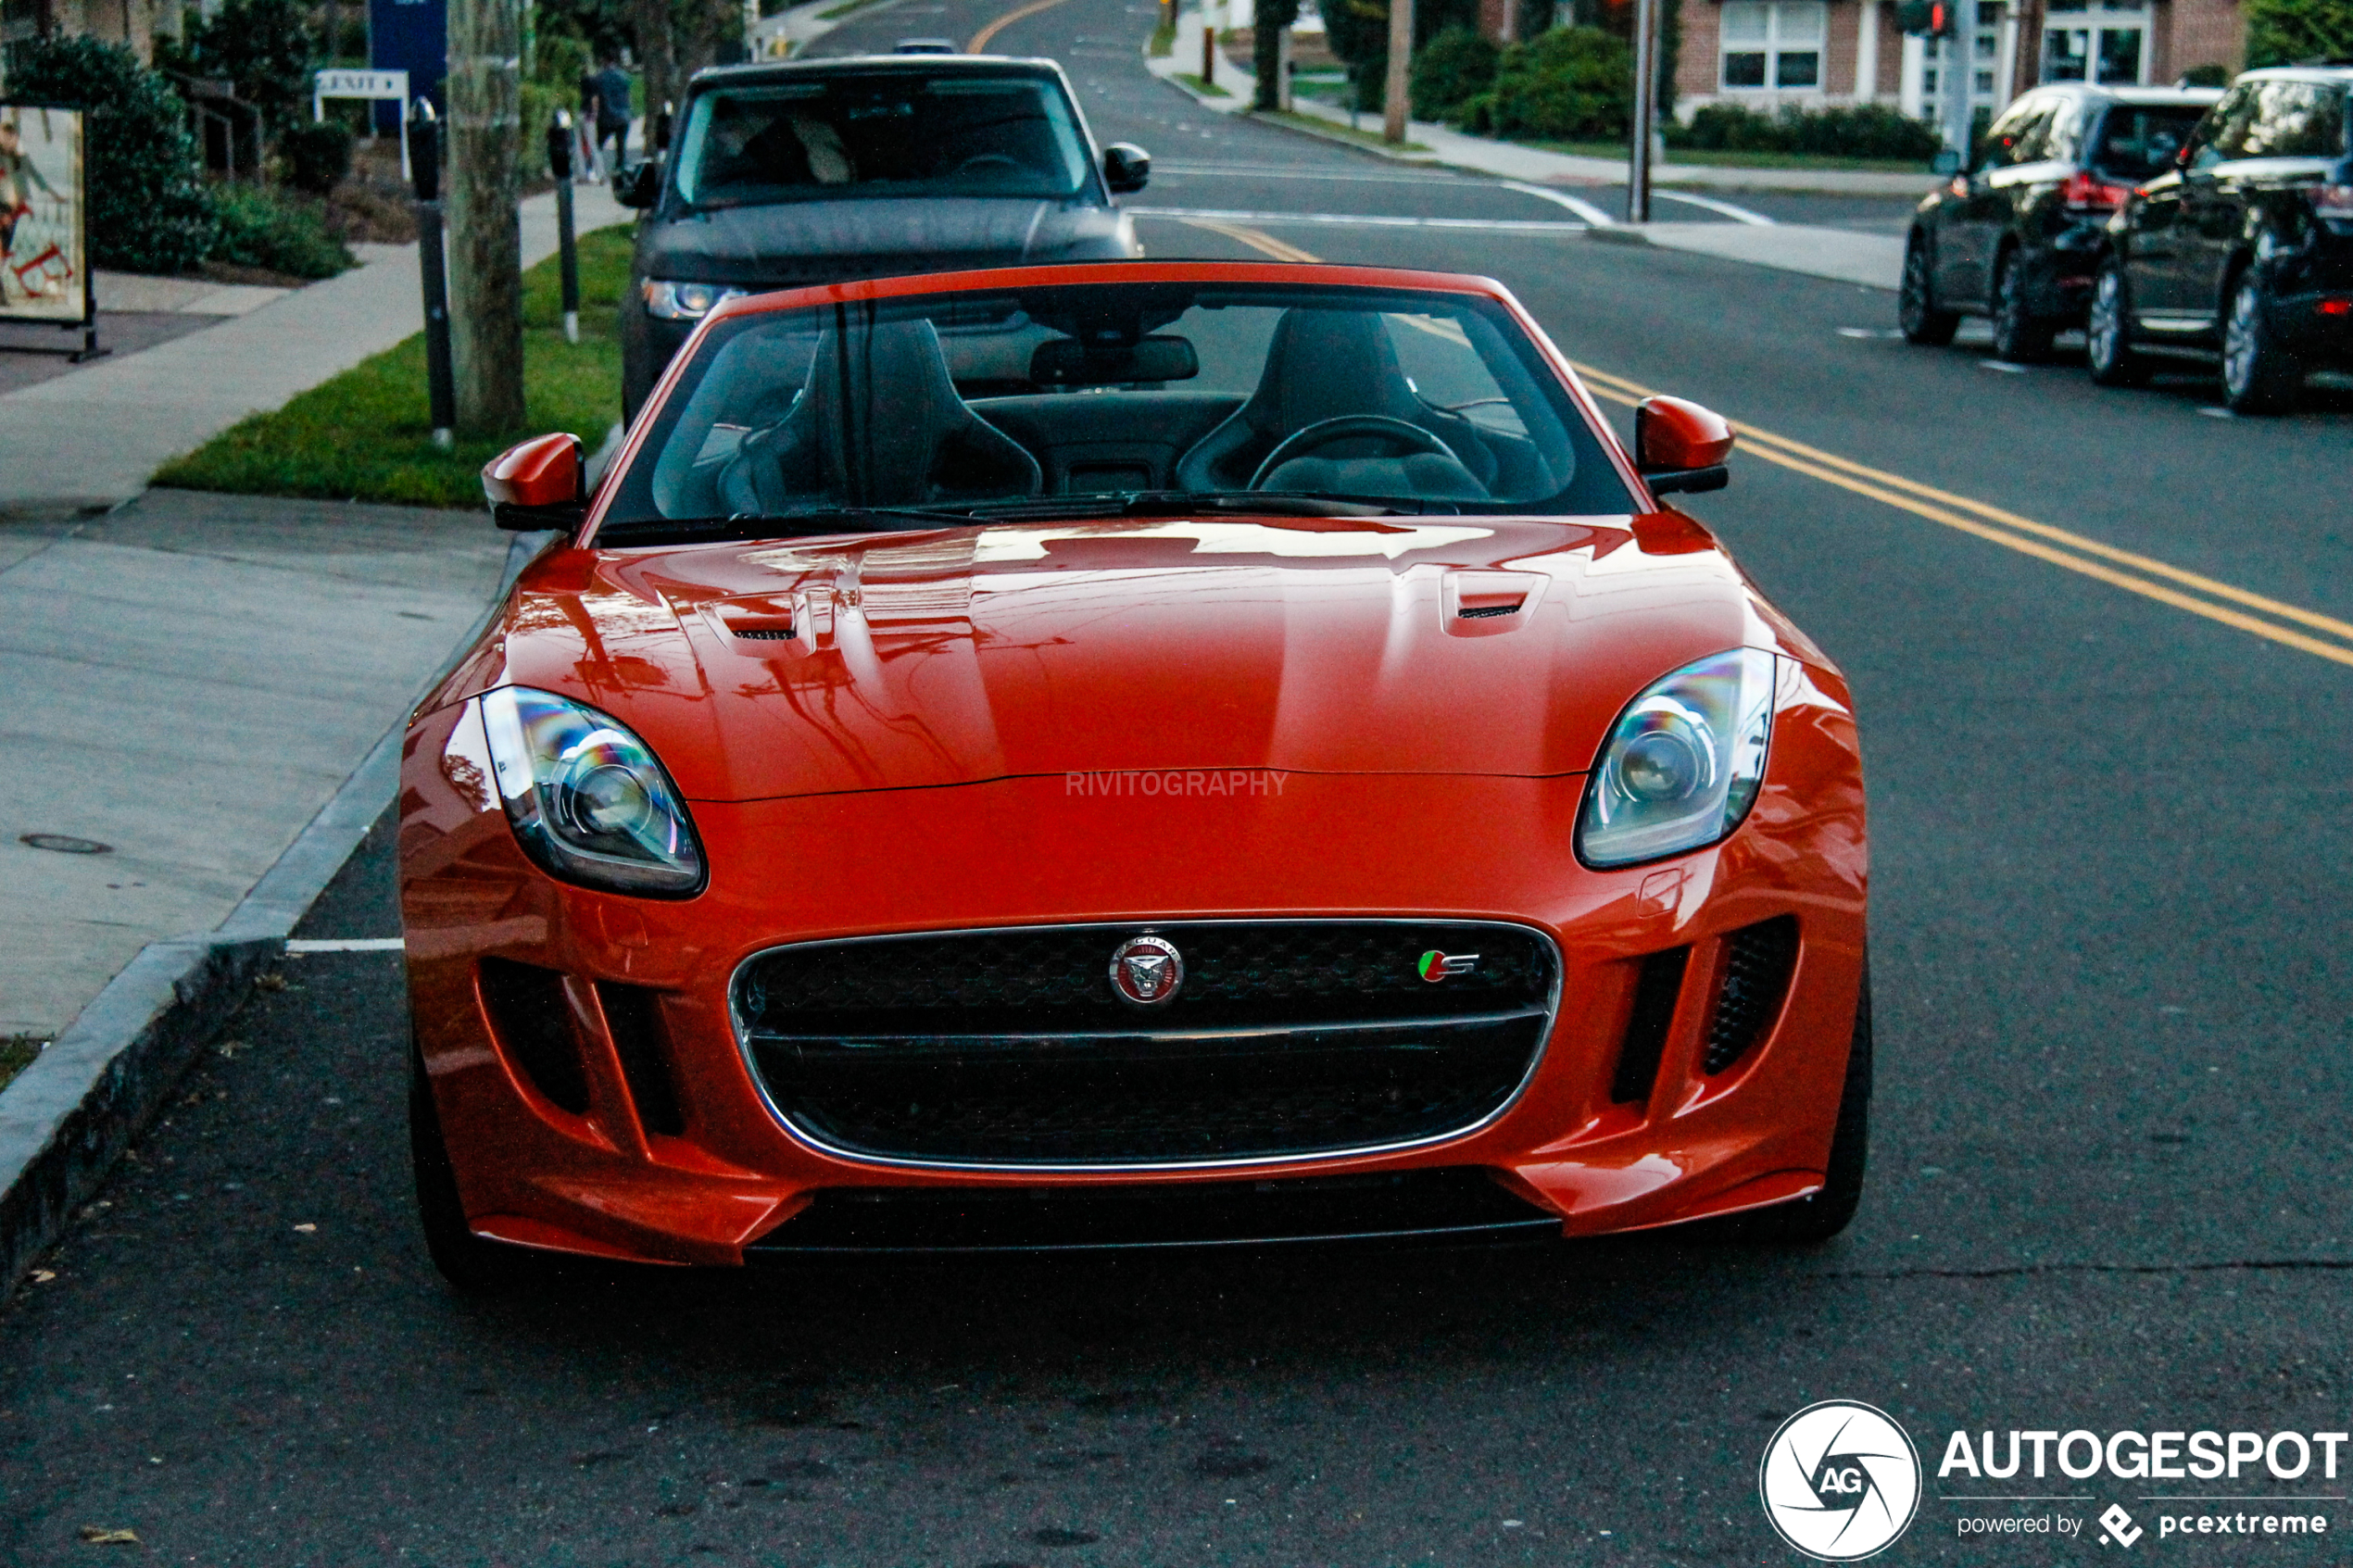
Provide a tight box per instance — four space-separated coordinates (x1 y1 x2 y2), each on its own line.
1634 395 1734 496
484 433 586 531
613 159 661 208
1103 143 1151 194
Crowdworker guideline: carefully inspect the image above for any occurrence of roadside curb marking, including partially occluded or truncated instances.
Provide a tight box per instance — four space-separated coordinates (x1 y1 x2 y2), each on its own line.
967 0 1073 52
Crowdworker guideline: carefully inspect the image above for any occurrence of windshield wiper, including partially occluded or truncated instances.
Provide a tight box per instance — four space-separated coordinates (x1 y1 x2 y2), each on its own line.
595 507 981 545
958 491 1412 522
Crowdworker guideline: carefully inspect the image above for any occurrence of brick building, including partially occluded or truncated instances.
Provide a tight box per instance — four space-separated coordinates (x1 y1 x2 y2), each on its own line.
1667 0 2246 121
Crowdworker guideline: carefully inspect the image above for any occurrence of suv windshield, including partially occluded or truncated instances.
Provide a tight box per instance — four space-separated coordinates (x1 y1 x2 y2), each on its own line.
673 72 1093 207
2090 103 2209 178
598 282 1633 540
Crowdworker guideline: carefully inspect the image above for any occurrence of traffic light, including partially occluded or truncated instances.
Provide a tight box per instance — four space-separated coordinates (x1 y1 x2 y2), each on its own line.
1894 0 1954 35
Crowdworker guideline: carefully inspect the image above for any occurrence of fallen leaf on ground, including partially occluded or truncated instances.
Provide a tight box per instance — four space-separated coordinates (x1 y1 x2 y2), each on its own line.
78 1525 139 1543
293 1223 317 1234
256 973 287 991
30 1270 56 1284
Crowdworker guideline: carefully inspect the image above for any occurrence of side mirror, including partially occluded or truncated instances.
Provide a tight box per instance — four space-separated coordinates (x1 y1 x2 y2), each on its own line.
1634 395 1734 497
612 159 661 208
1103 142 1151 194
484 433 586 531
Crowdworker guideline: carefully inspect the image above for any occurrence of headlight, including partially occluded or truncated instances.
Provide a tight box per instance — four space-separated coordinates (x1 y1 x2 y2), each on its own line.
1576 648 1777 869
479 686 705 896
641 280 749 320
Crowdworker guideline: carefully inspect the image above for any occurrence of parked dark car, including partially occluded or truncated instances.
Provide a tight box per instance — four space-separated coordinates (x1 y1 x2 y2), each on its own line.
612 56 1151 420
1900 82 2221 360
2086 66 2353 413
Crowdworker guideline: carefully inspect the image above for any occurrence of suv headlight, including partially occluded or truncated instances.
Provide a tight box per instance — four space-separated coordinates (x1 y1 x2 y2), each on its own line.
641 280 749 320
479 686 705 896
1576 648 1777 869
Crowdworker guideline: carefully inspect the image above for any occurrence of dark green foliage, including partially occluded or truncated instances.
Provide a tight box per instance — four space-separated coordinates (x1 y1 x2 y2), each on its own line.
1484 26 1633 141
2244 0 2353 67
537 0 639 65
1668 101 1944 159
281 119 353 195
1252 0 1303 111
1322 0 1482 112
177 0 321 136
208 183 354 279
1411 27 1500 118
0 34 219 274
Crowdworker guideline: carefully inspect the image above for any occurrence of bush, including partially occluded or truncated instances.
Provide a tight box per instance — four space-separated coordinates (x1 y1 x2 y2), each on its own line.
208 183 354 279
1322 0 1483 113
177 0 320 137
1668 101 1943 160
1 34 220 274
1412 28 1501 118
2245 0 2353 66
281 119 354 195
2175 62 2230 85
1487 26 1633 142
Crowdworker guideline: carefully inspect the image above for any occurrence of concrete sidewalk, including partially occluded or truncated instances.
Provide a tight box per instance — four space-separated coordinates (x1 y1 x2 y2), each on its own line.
0 182 626 515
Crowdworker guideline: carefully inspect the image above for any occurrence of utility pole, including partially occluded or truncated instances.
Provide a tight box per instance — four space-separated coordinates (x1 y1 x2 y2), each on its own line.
1940 0 1979 172
1382 0 1413 144
1628 0 1659 221
445 0 526 433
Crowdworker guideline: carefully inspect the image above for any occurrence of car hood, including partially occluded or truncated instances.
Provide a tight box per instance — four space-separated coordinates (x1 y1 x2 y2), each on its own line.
437 514 1806 803
637 197 1134 286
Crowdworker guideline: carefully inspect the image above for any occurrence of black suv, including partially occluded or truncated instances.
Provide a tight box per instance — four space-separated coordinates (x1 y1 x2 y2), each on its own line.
2087 66 2353 413
1900 83 2221 360
613 56 1150 420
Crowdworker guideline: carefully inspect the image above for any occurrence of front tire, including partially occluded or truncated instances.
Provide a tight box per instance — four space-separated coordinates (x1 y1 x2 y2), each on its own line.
1898 232 1961 346
2221 270 2302 415
1730 959 1873 1245
410 1041 543 1292
2086 258 2147 386
1990 251 2056 363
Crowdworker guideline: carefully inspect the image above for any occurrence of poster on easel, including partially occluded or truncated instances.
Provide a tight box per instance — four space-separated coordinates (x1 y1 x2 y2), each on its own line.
0 104 89 326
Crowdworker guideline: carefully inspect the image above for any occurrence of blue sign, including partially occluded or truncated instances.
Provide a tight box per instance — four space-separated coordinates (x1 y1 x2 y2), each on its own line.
368 0 446 132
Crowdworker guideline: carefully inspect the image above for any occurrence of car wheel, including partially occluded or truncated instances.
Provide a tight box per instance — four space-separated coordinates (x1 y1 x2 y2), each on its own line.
2085 259 2147 386
1990 252 2055 363
1724 957 1873 1246
410 1039 544 1292
2221 270 2303 416
1898 232 1961 346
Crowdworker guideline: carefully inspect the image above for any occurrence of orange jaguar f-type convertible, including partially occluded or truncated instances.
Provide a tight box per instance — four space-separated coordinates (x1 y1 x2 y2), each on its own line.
399 261 1869 1285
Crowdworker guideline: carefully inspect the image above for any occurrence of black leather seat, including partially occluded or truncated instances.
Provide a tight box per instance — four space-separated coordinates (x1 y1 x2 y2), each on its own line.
1172 308 1497 495
719 320 1041 513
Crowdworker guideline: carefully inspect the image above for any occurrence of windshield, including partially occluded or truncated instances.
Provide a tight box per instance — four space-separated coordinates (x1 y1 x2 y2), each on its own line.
598 282 1633 540
672 73 1093 207
2090 104 2209 178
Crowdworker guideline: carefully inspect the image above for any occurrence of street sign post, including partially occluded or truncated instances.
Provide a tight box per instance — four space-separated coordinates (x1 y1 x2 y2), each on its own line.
313 69 412 182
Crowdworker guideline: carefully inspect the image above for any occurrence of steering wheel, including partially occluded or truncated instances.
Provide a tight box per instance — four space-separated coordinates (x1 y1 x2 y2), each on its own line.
952 153 1024 177
1247 415 1457 491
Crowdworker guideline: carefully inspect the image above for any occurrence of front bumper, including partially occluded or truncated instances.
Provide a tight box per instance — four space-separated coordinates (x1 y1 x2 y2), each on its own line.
398 672 1868 1265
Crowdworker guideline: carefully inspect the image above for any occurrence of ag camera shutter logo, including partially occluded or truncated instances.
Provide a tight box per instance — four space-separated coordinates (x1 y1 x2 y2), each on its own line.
1759 1400 1922 1561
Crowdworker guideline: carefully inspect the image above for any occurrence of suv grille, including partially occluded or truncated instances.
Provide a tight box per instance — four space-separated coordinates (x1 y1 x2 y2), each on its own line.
734 922 1557 1167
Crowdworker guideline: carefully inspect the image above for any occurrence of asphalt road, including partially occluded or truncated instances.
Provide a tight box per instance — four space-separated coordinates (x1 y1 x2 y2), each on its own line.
6 7 2353 1564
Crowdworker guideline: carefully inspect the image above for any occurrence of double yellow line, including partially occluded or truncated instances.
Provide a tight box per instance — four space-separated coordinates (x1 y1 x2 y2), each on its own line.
967 0 1073 52
1169 217 2353 672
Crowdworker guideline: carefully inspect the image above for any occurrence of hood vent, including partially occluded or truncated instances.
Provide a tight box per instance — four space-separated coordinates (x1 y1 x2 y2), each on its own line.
1442 569 1546 637
1457 602 1520 620
733 625 794 640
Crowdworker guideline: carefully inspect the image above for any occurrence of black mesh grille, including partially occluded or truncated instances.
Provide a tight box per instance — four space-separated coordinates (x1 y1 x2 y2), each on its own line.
749 1169 1558 1254
1611 947 1690 1106
1704 917 1800 1075
598 982 685 1137
1456 603 1518 620
479 959 589 1115
733 627 793 640
736 922 1556 1166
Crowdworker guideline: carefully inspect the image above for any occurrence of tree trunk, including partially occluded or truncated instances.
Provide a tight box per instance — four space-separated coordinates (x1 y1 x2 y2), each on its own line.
1382 0 1414 143
633 0 678 137
446 0 526 433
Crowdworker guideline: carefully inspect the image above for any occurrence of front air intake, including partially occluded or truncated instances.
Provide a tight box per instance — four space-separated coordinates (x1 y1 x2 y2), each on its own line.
1703 917 1800 1075
1611 947 1691 1106
598 982 685 1136
478 959 590 1114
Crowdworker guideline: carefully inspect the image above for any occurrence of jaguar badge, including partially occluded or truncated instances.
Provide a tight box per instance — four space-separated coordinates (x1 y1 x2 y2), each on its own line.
1109 935 1184 1006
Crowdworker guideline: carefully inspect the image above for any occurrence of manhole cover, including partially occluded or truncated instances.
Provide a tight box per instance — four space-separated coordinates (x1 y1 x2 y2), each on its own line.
19 834 112 855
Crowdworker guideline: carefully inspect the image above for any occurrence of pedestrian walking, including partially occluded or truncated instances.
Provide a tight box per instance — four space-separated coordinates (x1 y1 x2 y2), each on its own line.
591 57 635 171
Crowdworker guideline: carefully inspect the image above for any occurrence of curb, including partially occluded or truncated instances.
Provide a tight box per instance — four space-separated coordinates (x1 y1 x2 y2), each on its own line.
0 526 555 1298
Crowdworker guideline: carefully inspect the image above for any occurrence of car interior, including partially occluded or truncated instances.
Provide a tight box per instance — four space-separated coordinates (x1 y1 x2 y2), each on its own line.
624 287 1631 528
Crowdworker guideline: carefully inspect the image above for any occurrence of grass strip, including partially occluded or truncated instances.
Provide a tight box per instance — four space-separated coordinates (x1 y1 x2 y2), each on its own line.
154 225 635 510
0 1035 45 1096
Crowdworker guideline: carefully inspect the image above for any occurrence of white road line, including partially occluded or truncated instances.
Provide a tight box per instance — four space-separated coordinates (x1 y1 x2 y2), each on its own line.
1499 181 1618 227
1131 207 1587 233
284 937 406 953
1655 189 1777 225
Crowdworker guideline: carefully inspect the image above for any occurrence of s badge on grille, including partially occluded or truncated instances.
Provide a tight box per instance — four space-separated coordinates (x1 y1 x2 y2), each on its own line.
1110 935 1184 1006
1418 950 1479 982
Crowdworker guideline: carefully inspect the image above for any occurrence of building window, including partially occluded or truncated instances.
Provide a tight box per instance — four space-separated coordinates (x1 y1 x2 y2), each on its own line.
1721 2 1827 91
